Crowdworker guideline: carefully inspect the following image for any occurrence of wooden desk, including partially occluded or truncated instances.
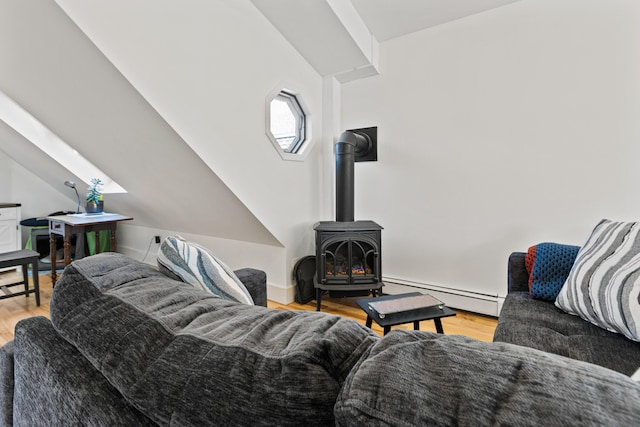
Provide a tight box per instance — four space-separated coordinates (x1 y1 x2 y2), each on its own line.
48 213 133 284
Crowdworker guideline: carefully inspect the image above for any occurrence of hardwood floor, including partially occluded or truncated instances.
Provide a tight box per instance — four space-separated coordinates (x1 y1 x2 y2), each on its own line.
268 298 498 342
0 270 497 347
0 270 52 347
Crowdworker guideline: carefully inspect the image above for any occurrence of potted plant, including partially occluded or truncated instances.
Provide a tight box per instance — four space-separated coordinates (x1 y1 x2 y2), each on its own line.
85 178 104 214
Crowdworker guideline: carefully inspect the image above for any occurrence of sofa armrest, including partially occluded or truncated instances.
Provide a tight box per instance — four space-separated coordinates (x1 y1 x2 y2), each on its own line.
234 268 267 307
508 252 529 293
0 341 14 427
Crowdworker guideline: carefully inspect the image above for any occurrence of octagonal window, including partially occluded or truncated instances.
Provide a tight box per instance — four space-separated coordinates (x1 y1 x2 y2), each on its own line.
267 89 307 156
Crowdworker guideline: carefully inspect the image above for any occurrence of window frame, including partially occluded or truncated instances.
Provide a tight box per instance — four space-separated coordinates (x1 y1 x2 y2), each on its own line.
265 86 312 161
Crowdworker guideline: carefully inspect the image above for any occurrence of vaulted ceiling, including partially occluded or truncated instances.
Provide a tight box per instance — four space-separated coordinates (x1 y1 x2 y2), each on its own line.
350 0 523 41
250 0 522 81
0 0 280 246
1 0 523 249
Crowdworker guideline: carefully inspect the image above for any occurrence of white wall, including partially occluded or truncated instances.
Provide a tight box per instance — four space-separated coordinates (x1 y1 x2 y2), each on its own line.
0 151 11 203
55 0 324 249
116 223 291 301
52 0 326 299
1 0 283 295
340 0 640 310
0 152 73 241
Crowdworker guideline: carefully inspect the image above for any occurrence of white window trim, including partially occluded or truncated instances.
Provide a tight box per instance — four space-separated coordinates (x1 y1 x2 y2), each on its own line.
265 85 313 161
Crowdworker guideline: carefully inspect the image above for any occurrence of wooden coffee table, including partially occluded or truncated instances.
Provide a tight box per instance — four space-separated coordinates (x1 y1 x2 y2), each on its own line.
356 292 456 335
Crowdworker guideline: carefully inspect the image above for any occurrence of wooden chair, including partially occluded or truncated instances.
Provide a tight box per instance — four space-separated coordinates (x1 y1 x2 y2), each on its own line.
0 250 40 306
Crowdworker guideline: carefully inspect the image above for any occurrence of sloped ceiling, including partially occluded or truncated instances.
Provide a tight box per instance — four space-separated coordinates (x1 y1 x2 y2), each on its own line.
0 0 523 249
351 0 523 41
250 0 376 77
251 0 523 80
0 0 280 246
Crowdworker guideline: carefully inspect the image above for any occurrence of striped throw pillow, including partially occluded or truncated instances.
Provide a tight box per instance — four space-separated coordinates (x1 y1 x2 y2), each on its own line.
157 235 254 305
555 219 640 341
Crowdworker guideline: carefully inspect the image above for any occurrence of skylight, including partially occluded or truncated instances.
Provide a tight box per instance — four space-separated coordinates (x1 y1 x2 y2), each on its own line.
0 90 126 193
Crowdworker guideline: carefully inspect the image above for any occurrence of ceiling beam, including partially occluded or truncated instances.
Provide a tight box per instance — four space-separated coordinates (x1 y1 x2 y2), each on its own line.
250 0 378 82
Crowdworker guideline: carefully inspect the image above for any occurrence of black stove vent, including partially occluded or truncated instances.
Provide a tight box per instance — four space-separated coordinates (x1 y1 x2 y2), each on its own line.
314 127 382 311
335 127 377 221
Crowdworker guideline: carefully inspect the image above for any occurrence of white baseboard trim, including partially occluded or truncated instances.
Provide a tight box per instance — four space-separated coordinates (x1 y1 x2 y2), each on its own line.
268 283 295 304
497 296 506 315
382 277 499 317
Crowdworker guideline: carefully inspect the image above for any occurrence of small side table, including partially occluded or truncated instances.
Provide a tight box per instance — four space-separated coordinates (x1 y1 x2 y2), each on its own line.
356 292 456 335
48 213 133 284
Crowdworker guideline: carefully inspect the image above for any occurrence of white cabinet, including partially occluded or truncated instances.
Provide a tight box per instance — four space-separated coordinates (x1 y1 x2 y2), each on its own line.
0 204 21 254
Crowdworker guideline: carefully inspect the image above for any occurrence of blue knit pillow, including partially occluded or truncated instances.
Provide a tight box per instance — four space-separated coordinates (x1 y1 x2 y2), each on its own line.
157 235 254 305
525 242 580 301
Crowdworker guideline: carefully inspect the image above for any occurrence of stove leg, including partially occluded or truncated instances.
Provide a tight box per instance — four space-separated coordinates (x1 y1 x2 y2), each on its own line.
316 288 322 311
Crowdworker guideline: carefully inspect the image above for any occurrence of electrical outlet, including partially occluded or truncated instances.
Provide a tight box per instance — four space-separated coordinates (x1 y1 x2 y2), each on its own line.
154 235 161 244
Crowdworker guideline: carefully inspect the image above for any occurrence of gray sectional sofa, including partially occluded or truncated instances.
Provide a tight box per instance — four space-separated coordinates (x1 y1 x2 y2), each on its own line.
1 252 639 426
494 252 640 376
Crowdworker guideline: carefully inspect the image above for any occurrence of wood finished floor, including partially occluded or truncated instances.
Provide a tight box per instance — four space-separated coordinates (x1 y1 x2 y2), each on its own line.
0 270 498 347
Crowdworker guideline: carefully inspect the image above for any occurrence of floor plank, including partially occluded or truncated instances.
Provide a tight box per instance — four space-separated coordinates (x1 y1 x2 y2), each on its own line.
0 271 497 346
0 271 52 347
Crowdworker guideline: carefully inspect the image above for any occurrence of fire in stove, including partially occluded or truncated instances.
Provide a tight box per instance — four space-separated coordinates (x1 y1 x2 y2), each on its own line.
326 258 373 276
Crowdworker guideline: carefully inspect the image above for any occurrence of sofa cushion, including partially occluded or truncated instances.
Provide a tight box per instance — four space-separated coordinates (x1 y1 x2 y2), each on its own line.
12 316 155 426
525 242 579 300
0 341 14 426
50 253 378 426
234 267 268 307
556 219 640 341
495 292 640 375
335 330 640 427
157 235 254 305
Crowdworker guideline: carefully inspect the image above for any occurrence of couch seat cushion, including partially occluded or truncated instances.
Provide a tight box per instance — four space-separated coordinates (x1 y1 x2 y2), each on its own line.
495 292 640 375
335 330 640 427
50 253 379 426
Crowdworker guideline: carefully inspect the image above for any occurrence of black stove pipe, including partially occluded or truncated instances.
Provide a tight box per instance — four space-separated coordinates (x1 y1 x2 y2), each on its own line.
335 131 371 222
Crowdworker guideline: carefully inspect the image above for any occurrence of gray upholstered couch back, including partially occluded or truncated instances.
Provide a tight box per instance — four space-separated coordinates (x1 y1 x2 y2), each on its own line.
2 253 639 426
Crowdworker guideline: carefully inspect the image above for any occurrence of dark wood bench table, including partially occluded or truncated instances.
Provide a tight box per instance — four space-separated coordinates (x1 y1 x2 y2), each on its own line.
356 292 456 335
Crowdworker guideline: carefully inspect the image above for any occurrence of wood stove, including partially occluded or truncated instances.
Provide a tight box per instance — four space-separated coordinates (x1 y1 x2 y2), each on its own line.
314 220 383 311
314 127 383 311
